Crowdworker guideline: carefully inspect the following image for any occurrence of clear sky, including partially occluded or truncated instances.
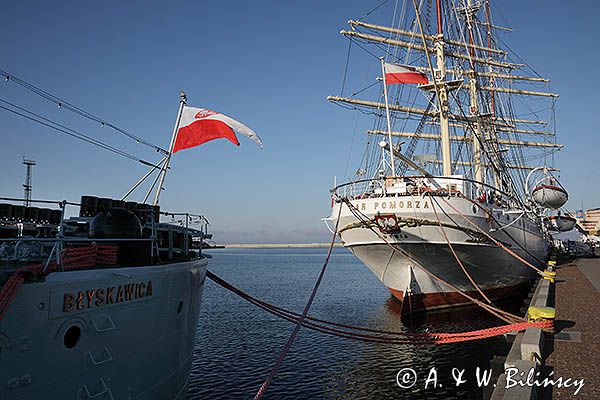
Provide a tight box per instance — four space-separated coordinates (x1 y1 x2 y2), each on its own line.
1 1 598 243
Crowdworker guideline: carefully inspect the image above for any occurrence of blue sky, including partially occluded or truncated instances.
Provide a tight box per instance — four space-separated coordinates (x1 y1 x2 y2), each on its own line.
0 1 598 243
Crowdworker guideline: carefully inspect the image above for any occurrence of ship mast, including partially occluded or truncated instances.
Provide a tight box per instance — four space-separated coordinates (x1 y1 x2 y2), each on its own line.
434 0 452 176
465 0 484 187
484 0 502 192
380 58 396 177
328 1 561 188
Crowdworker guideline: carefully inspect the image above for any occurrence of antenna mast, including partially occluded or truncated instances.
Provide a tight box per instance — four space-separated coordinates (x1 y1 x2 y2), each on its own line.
22 157 36 207
153 91 187 206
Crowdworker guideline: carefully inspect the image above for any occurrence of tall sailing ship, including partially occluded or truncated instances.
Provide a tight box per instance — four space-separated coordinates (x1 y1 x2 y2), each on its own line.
327 0 568 312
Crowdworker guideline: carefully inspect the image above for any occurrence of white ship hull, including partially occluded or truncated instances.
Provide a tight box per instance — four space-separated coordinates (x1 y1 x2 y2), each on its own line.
331 194 547 312
0 258 207 399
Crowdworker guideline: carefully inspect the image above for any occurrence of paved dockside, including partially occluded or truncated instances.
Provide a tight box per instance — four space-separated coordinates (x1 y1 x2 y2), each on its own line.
546 257 600 399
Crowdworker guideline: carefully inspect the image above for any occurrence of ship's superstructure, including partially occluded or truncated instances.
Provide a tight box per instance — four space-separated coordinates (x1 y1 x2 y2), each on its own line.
327 0 568 312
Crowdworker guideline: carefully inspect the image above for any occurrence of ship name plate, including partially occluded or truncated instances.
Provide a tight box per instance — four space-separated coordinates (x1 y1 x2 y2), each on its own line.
353 199 431 212
57 280 153 315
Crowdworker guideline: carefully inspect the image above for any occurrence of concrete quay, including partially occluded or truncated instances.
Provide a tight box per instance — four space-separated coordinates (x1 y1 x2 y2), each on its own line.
545 258 600 399
490 256 600 399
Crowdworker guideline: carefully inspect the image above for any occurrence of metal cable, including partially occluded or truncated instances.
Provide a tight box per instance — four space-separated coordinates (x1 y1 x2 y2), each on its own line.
1 68 168 155
0 98 160 168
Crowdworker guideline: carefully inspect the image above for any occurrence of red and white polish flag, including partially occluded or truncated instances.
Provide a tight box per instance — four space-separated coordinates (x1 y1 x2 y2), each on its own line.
384 63 429 84
173 106 263 153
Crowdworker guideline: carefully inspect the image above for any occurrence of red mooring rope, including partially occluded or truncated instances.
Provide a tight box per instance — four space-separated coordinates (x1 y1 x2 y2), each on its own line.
0 243 118 322
206 270 553 344
203 197 555 399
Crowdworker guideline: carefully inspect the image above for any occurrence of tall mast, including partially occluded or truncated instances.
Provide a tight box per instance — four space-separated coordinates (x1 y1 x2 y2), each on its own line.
465 0 483 186
380 58 396 177
485 0 502 192
485 0 496 118
434 0 452 176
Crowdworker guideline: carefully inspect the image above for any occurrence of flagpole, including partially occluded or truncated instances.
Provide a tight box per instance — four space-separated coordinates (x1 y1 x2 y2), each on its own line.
153 90 187 206
380 58 396 178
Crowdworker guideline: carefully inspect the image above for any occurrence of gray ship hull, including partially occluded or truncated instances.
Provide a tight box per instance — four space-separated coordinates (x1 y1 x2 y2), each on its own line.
0 258 207 399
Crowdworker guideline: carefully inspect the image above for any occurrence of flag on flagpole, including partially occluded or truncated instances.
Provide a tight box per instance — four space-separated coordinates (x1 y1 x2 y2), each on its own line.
384 63 429 84
173 106 263 153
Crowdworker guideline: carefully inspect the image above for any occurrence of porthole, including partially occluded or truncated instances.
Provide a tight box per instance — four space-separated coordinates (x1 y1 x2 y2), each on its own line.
177 300 183 314
64 325 81 349
472 205 477 214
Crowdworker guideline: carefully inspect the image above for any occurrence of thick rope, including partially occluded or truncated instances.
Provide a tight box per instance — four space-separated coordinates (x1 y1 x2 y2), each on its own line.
253 205 343 400
0 243 118 322
207 270 552 345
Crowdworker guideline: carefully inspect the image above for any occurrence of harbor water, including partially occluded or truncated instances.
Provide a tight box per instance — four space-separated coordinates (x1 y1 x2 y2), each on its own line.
188 248 524 399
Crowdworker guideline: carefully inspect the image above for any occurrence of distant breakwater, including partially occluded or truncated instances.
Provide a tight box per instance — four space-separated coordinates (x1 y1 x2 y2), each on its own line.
221 243 343 249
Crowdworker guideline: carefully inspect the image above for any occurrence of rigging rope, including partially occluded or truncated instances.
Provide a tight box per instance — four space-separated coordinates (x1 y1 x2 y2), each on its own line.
1 68 168 155
0 98 161 169
357 0 392 22
340 38 353 97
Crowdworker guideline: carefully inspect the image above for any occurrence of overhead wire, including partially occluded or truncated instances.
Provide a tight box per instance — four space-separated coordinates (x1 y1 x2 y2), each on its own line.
0 98 160 169
1 68 168 155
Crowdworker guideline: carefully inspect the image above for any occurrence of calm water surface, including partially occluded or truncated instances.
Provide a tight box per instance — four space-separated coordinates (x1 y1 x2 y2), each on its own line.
187 248 521 399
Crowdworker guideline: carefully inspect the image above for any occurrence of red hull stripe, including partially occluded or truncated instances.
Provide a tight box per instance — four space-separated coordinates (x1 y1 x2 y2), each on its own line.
388 283 529 313
385 72 429 84
173 119 240 153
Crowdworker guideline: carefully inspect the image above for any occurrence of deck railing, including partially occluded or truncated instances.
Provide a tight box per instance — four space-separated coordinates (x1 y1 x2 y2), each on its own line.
0 196 210 270
332 175 518 205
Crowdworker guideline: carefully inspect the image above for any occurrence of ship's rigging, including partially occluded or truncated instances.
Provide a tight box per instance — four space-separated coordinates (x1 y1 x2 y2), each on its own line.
329 0 561 207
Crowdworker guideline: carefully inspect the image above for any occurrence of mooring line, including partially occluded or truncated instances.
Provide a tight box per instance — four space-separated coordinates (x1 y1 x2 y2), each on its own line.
201 195 557 398
253 204 343 400
459 195 548 266
206 270 552 345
